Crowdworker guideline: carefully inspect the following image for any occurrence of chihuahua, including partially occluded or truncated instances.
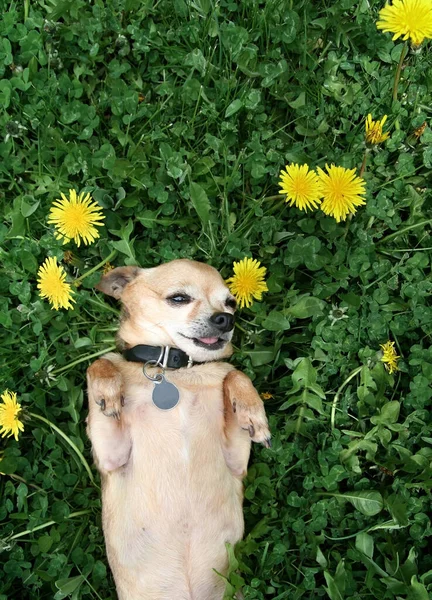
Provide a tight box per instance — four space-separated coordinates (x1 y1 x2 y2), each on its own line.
86 259 270 600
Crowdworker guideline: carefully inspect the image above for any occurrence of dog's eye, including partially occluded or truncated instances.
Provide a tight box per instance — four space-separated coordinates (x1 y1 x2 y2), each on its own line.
225 297 237 310
167 293 192 305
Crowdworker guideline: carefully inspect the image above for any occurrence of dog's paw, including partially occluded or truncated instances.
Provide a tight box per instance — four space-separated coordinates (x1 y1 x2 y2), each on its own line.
95 386 124 420
87 359 124 420
233 399 271 448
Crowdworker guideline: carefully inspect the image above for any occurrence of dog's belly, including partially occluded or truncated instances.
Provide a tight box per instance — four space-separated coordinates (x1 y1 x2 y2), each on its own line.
102 381 244 599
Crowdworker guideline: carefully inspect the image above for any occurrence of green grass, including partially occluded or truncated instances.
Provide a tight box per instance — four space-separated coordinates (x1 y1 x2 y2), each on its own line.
1 0 432 598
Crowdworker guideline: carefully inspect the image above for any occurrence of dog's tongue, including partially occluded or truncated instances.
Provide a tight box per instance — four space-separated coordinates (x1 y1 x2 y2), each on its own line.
198 337 219 345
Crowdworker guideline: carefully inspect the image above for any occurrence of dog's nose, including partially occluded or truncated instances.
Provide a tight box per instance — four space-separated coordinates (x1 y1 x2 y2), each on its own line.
210 312 235 333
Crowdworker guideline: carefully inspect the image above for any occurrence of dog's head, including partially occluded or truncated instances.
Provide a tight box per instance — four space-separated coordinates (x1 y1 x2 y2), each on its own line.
96 259 237 362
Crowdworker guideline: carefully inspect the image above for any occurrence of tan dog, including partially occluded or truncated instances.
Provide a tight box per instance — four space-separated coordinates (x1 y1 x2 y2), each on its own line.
86 259 270 600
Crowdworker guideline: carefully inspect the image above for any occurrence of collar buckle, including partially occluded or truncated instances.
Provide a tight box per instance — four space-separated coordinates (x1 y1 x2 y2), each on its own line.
161 346 170 369
156 345 171 368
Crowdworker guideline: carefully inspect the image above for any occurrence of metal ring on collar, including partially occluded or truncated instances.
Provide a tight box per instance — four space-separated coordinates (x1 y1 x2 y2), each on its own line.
143 360 164 384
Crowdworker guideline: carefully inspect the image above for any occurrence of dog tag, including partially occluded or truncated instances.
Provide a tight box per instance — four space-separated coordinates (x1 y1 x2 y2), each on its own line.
152 375 180 410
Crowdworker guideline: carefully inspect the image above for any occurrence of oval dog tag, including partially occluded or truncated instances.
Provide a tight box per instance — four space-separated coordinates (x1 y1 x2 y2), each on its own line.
152 376 180 410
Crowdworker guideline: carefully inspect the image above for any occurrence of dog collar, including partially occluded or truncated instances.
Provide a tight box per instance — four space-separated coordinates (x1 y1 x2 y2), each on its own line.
123 345 193 369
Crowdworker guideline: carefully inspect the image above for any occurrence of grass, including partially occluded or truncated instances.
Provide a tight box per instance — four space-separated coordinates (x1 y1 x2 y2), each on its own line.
1 0 432 598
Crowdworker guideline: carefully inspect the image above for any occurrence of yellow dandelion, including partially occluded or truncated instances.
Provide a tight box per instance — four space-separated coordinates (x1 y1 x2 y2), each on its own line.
260 392 273 400
0 390 24 442
63 250 74 264
278 163 322 212
414 122 427 138
103 261 115 274
48 189 105 247
37 257 75 310
317 164 366 223
380 341 400 374
226 257 268 309
377 0 432 46
365 114 390 145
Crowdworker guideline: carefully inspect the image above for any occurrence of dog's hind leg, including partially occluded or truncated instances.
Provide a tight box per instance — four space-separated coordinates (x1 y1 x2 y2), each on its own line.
87 356 131 473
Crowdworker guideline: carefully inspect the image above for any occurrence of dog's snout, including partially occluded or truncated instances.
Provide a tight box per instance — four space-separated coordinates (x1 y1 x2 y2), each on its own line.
210 312 235 333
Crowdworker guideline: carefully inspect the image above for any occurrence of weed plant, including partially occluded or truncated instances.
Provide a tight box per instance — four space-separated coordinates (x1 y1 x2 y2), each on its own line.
1 0 432 598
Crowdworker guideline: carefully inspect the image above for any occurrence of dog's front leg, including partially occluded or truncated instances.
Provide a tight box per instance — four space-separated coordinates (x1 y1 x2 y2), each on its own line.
87 357 124 419
87 357 131 473
223 370 271 448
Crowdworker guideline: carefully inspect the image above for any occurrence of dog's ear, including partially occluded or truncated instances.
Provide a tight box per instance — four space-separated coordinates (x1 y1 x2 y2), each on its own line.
96 266 140 299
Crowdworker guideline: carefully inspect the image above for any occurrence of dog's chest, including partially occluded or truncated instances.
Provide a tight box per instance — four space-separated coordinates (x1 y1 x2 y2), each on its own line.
122 375 225 454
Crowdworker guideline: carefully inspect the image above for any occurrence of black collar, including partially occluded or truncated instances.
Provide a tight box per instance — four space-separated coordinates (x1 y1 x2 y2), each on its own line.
123 345 193 369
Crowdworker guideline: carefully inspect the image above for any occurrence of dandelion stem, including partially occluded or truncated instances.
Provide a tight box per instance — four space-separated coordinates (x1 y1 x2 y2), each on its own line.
359 150 369 178
381 246 432 253
6 510 91 542
262 195 283 202
3 473 46 493
377 219 432 245
29 412 97 487
51 345 117 375
24 0 30 20
331 366 363 430
392 42 408 103
74 249 117 286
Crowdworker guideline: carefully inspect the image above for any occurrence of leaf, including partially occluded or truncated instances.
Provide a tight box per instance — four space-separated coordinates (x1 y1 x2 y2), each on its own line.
316 546 328 569
0 455 18 474
287 295 325 318
54 575 85 598
0 80 12 108
184 48 207 76
332 491 384 516
38 535 53 553
288 91 305 109
355 532 374 559
279 394 302 411
386 493 409 526
225 99 243 118
261 311 291 331
243 347 275 366
20 250 38 273
21 198 40 217
308 381 326 399
324 571 344 600
409 576 429 600
371 401 400 426
111 239 135 260
189 182 211 227
368 520 406 532
292 357 317 386
304 392 325 415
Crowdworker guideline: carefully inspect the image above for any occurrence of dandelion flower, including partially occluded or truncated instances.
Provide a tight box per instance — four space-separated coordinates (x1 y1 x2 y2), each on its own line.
226 257 268 309
0 390 24 441
317 164 366 223
103 261 115 274
63 250 74 264
376 0 432 46
48 189 105 246
365 114 390 145
414 122 427 138
380 340 400 374
278 163 322 212
328 304 349 328
37 257 75 310
260 392 273 400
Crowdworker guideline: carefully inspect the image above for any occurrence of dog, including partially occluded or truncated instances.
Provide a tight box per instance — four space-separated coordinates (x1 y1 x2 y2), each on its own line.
86 259 270 599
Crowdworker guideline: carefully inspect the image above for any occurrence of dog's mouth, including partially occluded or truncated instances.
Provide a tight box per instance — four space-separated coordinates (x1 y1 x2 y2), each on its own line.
181 334 227 350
